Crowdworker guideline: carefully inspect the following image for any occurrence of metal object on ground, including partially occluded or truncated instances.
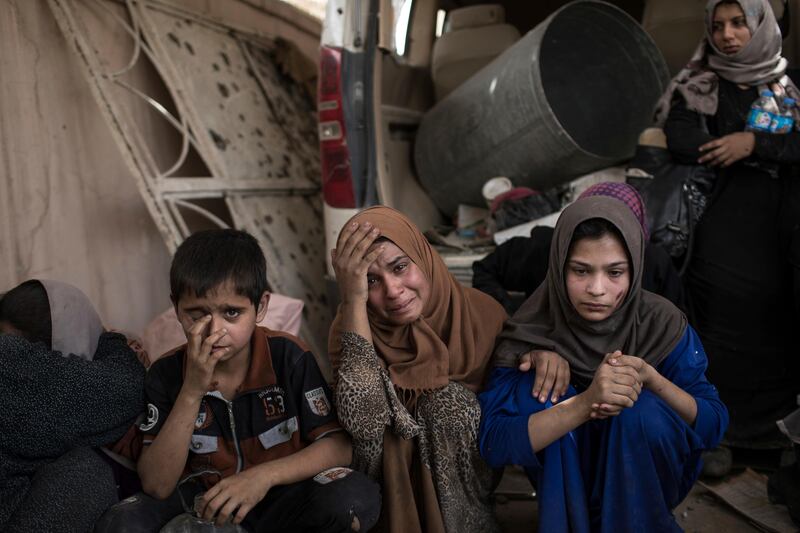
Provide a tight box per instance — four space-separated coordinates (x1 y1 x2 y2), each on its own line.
414 0 670 215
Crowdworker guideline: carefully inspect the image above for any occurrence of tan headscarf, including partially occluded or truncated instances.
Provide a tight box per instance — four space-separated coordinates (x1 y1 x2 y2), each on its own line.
329 206 506 397
494 196 686 386
654 0 800 125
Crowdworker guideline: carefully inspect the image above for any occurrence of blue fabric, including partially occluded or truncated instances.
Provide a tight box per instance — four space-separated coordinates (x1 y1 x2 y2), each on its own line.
479 327 728 532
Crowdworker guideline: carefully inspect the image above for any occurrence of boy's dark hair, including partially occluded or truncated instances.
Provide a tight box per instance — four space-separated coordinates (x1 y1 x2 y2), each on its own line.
170 229 267 306
0 280 53 348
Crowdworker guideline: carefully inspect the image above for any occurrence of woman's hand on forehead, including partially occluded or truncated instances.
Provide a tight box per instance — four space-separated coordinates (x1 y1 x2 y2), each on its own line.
331 221 384 305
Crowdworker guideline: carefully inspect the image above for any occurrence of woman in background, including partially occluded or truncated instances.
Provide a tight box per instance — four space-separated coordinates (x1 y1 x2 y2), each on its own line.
659 0 800 449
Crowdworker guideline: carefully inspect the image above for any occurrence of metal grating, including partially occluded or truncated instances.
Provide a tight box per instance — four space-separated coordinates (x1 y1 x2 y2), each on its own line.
49 0 329 359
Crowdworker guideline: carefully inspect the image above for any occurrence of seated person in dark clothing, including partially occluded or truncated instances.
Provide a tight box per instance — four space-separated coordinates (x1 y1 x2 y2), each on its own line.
0 279 145 532
473 182 685 314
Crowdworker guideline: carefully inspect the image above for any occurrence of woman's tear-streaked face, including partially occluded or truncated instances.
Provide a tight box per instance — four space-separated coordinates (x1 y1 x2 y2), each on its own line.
366 241 431 326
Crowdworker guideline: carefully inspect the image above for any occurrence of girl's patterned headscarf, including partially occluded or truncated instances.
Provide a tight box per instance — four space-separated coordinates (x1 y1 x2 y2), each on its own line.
578 182 650 241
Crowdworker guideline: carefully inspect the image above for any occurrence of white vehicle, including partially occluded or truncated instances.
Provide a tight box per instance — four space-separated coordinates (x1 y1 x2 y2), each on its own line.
316 0 663 271
317 0 793 281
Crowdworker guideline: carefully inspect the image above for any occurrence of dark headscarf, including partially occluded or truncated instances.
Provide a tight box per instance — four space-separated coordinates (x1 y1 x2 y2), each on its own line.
329 206 506 398
493 196 686 385
654 0 800 126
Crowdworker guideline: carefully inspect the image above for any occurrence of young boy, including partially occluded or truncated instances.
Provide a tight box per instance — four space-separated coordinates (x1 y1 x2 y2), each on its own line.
96 229 380 532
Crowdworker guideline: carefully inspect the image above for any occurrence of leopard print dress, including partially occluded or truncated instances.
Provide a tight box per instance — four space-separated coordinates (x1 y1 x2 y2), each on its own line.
335 332 499 533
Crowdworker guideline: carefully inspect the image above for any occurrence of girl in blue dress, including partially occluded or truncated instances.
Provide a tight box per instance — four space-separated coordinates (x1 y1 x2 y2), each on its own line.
479 196 728 532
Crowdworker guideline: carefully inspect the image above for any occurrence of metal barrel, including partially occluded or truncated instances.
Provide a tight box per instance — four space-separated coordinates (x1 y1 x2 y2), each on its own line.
414 0 670 215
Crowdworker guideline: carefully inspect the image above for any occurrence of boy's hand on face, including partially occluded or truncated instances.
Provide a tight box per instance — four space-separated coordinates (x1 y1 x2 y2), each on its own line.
199 467 272 526
183 315 230 398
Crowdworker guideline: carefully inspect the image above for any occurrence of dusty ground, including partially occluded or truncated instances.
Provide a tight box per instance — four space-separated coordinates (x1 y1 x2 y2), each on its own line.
493 467 771 532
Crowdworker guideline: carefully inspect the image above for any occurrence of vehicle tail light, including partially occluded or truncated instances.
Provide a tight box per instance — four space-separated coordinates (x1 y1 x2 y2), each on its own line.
318 46 355 208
